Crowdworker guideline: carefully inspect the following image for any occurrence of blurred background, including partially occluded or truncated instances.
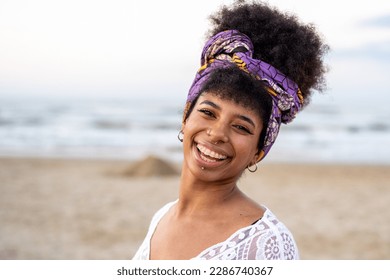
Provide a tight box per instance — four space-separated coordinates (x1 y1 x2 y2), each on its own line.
1 0 389 164
0 0 389 260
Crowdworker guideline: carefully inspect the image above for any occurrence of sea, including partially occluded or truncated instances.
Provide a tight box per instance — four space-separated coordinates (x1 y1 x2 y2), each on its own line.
0 93 389 165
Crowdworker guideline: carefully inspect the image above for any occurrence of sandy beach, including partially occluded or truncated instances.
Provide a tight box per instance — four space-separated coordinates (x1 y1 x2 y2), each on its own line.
0 156 389 260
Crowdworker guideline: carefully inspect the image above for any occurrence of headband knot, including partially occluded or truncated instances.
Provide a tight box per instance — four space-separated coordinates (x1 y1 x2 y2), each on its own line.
187 30 304 160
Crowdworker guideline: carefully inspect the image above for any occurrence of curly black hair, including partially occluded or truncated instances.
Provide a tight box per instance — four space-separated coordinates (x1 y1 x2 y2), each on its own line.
206 0 329 106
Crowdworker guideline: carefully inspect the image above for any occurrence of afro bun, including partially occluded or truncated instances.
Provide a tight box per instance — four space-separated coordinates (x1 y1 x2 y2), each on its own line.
207 0 329 106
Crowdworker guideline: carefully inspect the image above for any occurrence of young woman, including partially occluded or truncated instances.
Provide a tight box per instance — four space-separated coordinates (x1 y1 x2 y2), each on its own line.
133 0 328 260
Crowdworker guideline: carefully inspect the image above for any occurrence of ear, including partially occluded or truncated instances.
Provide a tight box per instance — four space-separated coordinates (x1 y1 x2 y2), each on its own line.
251 150 264 165
181 101 192 125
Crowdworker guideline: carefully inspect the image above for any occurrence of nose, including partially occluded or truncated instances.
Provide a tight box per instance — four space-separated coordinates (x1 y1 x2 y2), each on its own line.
207 121 229 144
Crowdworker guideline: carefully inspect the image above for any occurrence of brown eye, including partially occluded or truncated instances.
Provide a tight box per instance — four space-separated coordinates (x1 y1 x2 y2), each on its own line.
198 109 215 118
234 124 253 135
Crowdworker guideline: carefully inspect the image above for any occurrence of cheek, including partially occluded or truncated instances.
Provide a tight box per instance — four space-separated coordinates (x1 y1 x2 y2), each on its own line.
235 138 257 157
183 114 206 135
235 131 261 161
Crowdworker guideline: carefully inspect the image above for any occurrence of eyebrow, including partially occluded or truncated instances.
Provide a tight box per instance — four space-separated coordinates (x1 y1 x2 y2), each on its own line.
199 100 256 128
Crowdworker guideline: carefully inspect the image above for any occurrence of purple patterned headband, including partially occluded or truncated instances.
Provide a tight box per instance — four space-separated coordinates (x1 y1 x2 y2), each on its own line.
187 29 304 161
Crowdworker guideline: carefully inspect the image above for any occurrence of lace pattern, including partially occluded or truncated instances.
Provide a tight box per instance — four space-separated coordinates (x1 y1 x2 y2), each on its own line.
132 201 299 260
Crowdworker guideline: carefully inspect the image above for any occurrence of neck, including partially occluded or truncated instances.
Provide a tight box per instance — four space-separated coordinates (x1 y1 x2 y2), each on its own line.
176 164 242 217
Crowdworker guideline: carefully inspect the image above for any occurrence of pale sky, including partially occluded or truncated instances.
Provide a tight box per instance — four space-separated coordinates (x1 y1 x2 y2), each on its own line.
0 0 389 100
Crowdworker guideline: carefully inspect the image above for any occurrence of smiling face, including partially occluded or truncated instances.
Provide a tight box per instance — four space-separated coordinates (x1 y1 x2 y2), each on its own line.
182 92 264 184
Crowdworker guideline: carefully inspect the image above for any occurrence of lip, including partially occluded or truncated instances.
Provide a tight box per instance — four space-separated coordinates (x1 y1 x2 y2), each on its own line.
192 141 231 169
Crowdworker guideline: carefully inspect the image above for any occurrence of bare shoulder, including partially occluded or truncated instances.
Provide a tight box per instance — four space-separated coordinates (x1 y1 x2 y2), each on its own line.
233 190 266 224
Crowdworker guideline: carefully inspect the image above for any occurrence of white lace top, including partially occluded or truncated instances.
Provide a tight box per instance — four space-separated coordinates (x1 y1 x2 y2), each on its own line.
132 200 299 260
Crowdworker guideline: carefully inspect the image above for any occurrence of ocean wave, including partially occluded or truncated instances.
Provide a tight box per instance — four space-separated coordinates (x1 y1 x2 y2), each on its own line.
92 120 132 130
0 96 389 164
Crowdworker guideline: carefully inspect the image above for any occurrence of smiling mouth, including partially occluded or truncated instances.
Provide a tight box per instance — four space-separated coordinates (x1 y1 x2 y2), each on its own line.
196 143 228 163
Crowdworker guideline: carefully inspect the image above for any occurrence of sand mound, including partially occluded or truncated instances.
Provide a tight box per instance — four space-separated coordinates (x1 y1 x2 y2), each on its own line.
123 155 179 177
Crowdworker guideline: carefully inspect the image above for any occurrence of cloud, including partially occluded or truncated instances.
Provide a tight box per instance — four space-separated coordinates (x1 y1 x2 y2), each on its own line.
332 40 390 61
360 14 390 28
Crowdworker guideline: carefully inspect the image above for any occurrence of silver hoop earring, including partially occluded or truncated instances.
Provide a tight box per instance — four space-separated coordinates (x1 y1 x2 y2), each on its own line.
177 130 184 142
247 163 258 173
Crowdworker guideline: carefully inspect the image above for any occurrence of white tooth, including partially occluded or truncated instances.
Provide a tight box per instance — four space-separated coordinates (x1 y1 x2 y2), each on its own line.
197 144 227 160
200 153 216 162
